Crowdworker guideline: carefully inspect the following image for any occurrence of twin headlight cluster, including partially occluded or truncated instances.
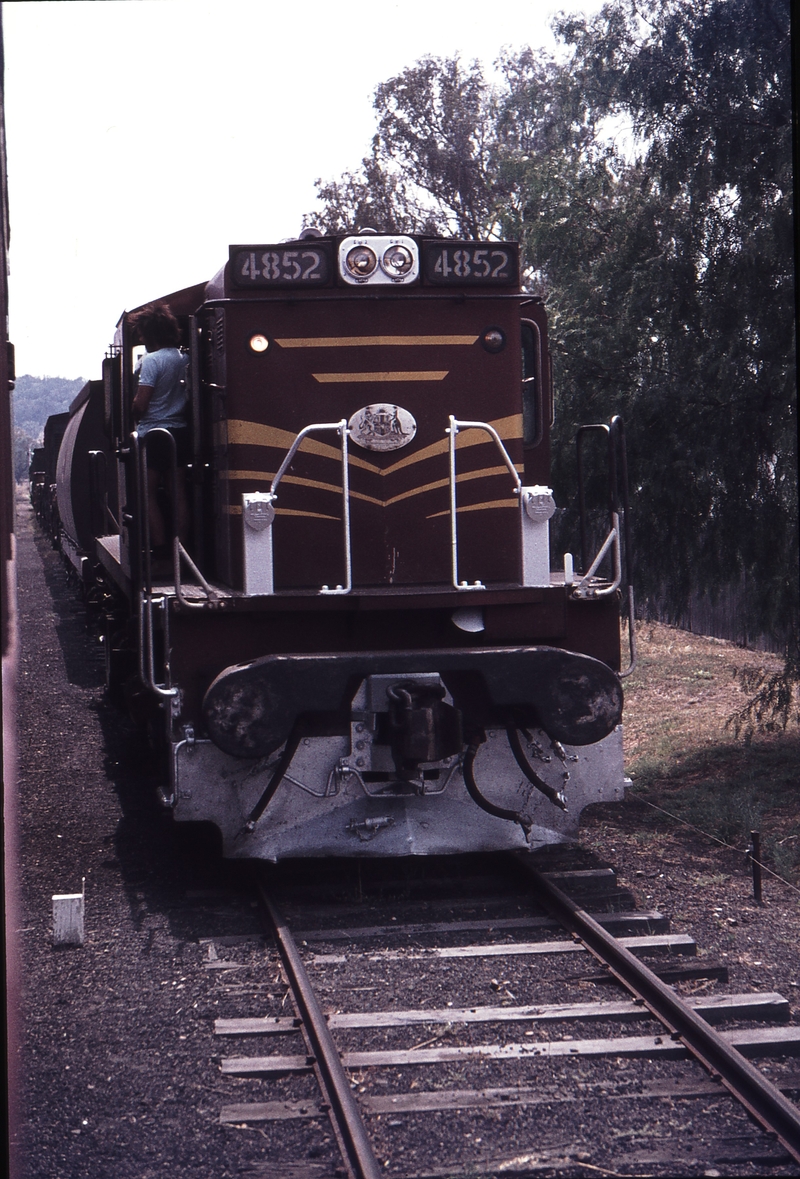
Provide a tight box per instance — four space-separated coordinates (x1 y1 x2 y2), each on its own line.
338 235 419 286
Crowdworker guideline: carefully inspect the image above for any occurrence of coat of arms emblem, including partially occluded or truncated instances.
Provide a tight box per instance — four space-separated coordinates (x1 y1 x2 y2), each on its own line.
243 494 276 531
348 403 417 452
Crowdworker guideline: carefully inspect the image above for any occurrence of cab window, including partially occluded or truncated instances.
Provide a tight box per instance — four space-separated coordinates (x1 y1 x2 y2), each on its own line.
521 320 540 446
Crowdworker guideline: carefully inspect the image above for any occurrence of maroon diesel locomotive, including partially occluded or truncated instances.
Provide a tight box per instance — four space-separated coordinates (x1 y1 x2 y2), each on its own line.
53 229 633 860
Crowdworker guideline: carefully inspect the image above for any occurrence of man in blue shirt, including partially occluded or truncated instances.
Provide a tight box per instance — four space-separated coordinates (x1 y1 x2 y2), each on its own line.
129 303 190 563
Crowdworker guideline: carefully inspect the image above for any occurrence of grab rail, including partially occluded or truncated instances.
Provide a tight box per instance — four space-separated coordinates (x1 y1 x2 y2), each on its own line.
574 416 636 676
447 416 522 590
132 431 180 700
270 419 352 595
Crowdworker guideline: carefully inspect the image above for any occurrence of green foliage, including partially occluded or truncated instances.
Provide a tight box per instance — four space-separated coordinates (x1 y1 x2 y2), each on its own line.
307 0 796 726
541 0 797 728
630 735 800 848
306 55 505 238
728 646 800 738
13 426 34 482
765 830 800 879
12 374 85 441
541 0 795 641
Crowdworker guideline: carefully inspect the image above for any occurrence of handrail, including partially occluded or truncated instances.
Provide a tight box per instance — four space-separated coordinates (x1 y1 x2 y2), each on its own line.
574 416 636 675
138 591 178 700
134 430 179 699
173 540 218 609
271 419 352 595
621 584 637 678
572 511 622 598
447 416 522 590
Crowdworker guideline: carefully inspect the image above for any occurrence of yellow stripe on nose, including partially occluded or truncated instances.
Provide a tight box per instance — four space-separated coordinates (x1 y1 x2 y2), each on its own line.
312 371 449 383
275 335 477 348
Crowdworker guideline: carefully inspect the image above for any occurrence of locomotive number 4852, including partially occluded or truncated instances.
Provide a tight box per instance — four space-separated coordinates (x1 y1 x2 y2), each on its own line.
423 243 518 285
234 248 330 286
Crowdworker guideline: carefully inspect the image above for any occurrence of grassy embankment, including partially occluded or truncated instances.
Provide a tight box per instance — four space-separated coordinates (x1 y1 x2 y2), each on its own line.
610 622 800 884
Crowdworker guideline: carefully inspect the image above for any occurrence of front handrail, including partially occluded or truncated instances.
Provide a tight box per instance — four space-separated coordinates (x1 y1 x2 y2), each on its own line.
138 591 178 700
173 540 218 609
133 430 179 699
447 416 522 590
271 419 352 595
572 512 622 598
574 416 636 675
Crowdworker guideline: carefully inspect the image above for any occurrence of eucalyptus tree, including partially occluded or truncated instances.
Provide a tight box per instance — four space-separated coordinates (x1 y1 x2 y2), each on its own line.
539 0 795 680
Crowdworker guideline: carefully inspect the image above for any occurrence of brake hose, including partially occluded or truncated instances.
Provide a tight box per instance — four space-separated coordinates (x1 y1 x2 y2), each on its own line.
462 735 532 838
244 728 303 832
506 724 568 812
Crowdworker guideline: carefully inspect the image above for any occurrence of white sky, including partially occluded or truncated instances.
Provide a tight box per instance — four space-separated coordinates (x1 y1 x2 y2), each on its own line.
3 0 605 380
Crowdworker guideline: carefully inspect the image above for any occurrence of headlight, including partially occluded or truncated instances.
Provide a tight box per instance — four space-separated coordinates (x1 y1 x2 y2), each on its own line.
338 235 419 286
249 334 269 353
345 246 378 279
381 244 414 277
481 328 506 353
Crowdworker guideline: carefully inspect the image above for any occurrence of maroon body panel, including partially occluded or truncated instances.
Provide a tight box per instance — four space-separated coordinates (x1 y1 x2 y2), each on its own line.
206 294 539 591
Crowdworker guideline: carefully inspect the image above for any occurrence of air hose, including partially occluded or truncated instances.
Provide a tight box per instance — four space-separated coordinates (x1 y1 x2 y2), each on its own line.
244 727 303 832
506 724 568 812
462 734 532 838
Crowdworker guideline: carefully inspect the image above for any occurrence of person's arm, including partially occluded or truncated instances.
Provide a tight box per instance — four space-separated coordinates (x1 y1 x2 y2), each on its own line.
131 384 153 422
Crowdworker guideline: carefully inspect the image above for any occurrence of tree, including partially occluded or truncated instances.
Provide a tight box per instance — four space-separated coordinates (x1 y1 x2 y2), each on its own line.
306 55 511 239
539 0 795 654
13 427 33 483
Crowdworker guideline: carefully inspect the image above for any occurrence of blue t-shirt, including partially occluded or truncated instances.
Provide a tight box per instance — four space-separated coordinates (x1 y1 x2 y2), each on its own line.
137 348 189 433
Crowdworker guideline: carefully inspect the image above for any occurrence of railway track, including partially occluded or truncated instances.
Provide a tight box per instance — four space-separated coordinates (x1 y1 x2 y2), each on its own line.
202 851 800 1178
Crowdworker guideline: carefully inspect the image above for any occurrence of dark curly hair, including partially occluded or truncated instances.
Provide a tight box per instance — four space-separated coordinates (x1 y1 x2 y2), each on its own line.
129 302 181 350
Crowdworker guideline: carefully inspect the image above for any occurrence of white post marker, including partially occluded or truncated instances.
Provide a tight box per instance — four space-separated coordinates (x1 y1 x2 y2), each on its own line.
52 877 85 946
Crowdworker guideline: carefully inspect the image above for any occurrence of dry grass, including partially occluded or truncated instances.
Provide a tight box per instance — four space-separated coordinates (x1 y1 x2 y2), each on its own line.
622 621 784 764
616 622 800 882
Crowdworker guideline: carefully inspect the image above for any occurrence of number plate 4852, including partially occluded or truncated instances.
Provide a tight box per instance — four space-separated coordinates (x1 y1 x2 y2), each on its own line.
423 243 518 286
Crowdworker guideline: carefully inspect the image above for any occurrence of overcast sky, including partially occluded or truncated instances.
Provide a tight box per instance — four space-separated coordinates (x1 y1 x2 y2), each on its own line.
3 0 605 380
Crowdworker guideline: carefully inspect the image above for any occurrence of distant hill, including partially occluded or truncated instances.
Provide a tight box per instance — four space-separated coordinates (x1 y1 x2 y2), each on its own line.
12 374 87 442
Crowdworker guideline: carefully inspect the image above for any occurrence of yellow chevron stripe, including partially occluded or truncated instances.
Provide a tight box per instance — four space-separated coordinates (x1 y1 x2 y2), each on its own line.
223 470 384 507
223 415 523 479
223 464 522 509
276 335 477 348
312 371 448 383
226 504 340 521
382 414 523 475
383 465 523 507
225 420 381 473
427 499 517 519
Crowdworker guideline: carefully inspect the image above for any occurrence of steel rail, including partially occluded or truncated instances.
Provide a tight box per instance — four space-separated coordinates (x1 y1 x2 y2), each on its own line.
515 855 800 1165
254 877 382 1179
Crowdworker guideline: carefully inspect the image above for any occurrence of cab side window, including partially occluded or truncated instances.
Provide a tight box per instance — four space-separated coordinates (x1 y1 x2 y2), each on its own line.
521 320 540 446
